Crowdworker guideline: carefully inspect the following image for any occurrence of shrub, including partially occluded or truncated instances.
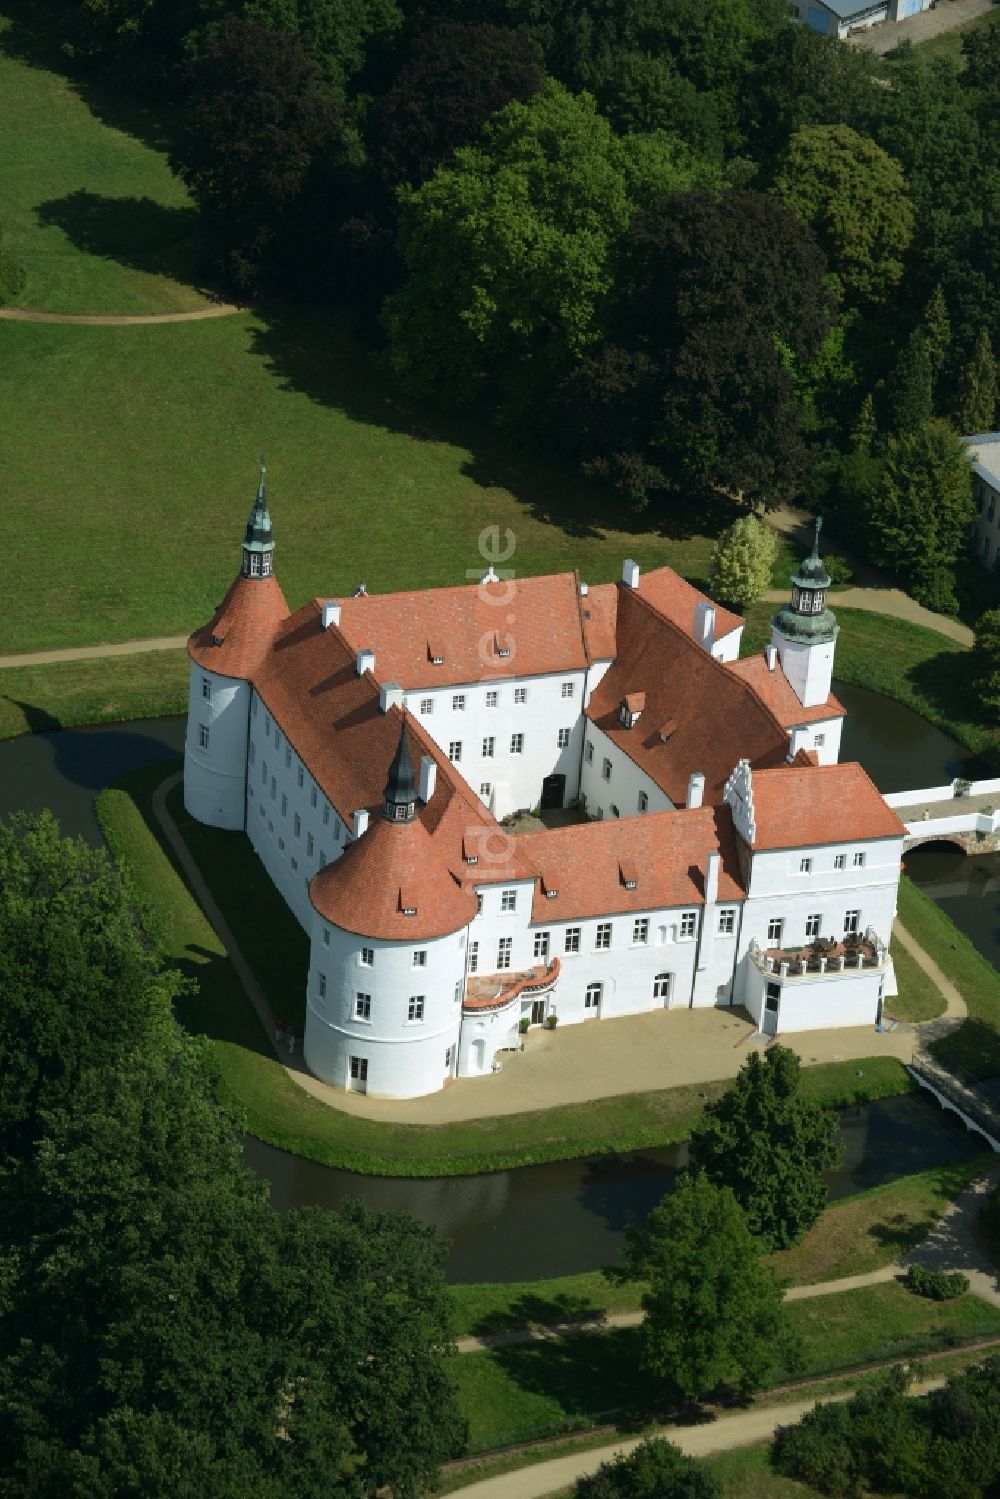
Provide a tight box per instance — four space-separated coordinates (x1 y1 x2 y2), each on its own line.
905 1264 969 1301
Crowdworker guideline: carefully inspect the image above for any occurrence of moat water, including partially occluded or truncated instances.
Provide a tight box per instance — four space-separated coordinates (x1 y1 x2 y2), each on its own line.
0 682 995 1280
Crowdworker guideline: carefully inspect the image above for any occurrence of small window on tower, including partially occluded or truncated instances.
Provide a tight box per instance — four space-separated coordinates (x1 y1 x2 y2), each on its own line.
198 724 210 750
201 677 211 701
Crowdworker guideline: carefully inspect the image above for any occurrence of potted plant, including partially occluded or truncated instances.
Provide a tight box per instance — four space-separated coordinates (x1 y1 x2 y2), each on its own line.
519 1016 530 1034
545 1013 558 1030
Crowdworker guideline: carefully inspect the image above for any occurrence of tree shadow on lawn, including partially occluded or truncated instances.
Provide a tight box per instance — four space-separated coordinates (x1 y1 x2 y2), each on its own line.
470 1292 612 1339
907 649 998 774
930 1019 1000 1084
35 191 212 290
249 303 737 549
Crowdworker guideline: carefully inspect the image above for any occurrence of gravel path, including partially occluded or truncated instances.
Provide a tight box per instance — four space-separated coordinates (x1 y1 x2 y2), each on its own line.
0 304 241 325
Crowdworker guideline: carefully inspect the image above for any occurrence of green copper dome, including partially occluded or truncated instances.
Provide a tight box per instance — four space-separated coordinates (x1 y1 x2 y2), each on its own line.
771 517 839 645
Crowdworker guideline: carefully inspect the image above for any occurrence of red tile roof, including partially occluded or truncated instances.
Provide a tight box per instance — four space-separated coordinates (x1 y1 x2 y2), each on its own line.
310 813 478 940
333 573 590 687
516 805 745 923
188 574 290 679
586 585 790 805
749 763 907 850
580 583 618 660
637 568 743 643
727 656 845 728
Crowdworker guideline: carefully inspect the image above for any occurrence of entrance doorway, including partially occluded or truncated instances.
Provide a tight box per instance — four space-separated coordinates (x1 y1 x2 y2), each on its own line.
584 981 602 1017
531 998 546 1025
540 773 566 810
472 1037 486 1073
762 982 780 1036
348 1055 368 1093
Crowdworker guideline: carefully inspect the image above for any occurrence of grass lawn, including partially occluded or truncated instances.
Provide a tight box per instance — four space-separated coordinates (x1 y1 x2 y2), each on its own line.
0 18 213 314
0 650 188 741
450 1283 1000 1452
898 6 1000 64
705 1445 822 1497
886 940 947 1023
97 761 914 1175
897 874 1000 1077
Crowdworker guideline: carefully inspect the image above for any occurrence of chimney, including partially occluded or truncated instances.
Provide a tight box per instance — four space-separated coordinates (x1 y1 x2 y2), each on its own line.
419 755 437 804
379 683 404 713
694 602 715 653
765 643 778 671
579 580 589 596
687 771 705 810
356 648 375 676
621 558 640 589
704 850 720 905
352 808 370 838
321 600 341 629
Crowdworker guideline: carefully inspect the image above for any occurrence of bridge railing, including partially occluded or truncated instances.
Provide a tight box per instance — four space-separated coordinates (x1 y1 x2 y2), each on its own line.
886 776 1000 810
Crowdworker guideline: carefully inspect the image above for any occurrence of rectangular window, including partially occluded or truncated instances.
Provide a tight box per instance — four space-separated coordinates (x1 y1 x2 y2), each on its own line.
318 973 327 998
844 909 861 935
638 791 648 814
534 930 550 960
718 909 736 935
482 736 495 757
349 1055 368 1083
853 851 866 868
454 981 462 1006
285 747 291 769
445 1045 454 1068
452 694 466 711
561 681 574 698
814 733 825 748
360 947 374 967
595 922 612 950
293 813 301 838
408 995 425 1023
680 912 697 939
767 917 784 945
806 913 822 939
557 727 571 748
497 937 512 970
281 793 288 817
252 695 258 718
510 733 524 754
799 857 812 874
834 853 846 870
565 927 581 954
323 804 330 826
265 714 272 736
355 993 371 1021
322 927 330 946
479 782 492 799
632 918 649 945
297 765 304 789
420 698 434 715
501 889 517 912
270 777 276 801
486 690 498 708
412 949 427 968
476 892 483 915
468 941 479 973
201 677 211 701
585 982 602 1010
585 742 594 764
514 687 527 704
307 833 314 856
320 850 327 866
310 785 317 807
602 758 612 782
198 723 210 750
449 741 462 762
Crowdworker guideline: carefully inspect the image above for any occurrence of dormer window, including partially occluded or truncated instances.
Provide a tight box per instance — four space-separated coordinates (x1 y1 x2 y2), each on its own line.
619 702 634 729
249 553 262 577
387 800 414 822
545 889 558 899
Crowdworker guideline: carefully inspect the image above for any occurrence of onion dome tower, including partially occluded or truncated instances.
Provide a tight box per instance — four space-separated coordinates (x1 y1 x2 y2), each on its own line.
770 518 839 709
383 713 418 822
184 460 290 830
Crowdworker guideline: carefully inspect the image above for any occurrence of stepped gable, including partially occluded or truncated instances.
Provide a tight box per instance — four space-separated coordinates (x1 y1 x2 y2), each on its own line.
637 567 744 643
727 654 845 728
334 572 590 687
749 762 907 850
310 815 478 940
188 573 290 679
517 805 745 923
585 584 790 805
251 599 536 876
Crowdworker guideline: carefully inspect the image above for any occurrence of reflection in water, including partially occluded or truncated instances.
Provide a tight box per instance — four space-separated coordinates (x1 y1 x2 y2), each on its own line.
244 1093 982 1282
904 843 1000 966
835 679 988 794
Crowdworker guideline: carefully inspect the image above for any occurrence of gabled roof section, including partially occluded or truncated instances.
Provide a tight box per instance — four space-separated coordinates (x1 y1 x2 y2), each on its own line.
334 573 591 687
518 806 745 923
727 655 846 728
580 583 618 660
750 763 907 850
188 573 290 679
637 568 743 642
585 585 790 805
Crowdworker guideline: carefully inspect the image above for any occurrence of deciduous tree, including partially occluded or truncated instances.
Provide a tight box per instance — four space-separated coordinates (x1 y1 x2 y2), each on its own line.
575 1437 722 1498
709 514 778 609
687 1044 842 1249
772 124 914 304
610 1173 797 1402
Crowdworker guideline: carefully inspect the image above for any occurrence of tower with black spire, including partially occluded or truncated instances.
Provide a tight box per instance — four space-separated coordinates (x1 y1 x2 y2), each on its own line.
770 518 839 709
383 715 417 823
241 455 276 578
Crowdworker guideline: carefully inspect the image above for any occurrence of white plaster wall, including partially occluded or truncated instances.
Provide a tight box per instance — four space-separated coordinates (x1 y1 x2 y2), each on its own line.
305 914 467 1097
246 691 351 932
713 626 743 663
788 716 844 766
405 671 588 817
183 664 250 829
579 724 674 822
739 838 903 957
459 996 522 1077
772 632 836 709
530 909 705 1021
467 878 537 979
776 969 883 1031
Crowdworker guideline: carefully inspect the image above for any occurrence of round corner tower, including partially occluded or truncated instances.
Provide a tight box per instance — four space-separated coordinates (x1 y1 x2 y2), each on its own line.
770 518 839 710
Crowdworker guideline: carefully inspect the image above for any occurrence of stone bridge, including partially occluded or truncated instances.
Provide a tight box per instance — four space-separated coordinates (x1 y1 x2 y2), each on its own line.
885 778 1000 856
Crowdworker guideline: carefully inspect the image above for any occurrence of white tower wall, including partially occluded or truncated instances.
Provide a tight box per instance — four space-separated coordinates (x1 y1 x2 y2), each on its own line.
771 631 836 709
304 913 468 1098
183 663 250 829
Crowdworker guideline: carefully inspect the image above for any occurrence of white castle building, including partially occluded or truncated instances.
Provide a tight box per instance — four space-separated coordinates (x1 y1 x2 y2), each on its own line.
184 469 906 1099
